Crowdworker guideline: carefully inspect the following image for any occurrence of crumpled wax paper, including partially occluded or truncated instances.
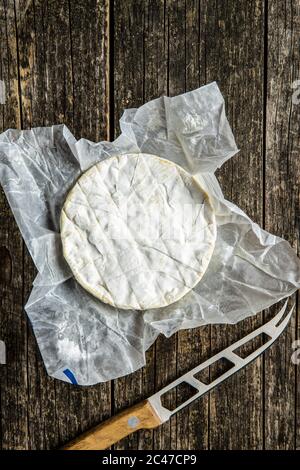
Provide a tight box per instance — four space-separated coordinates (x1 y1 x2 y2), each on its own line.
0 82 299 385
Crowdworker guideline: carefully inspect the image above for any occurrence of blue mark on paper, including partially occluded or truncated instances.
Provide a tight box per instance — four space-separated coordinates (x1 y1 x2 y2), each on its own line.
63 368 78 385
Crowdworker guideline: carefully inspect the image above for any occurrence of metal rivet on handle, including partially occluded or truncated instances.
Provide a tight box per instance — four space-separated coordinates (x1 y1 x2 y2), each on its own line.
127 416 140 428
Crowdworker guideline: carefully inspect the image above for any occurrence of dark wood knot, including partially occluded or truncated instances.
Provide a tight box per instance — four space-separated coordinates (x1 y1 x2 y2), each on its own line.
0 246 12 284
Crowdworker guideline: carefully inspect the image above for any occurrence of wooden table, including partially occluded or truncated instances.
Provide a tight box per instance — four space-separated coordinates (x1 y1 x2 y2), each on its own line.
0 0 299 450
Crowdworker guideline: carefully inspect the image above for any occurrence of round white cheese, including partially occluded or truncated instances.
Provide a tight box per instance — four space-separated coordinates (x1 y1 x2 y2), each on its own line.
60 153 216 310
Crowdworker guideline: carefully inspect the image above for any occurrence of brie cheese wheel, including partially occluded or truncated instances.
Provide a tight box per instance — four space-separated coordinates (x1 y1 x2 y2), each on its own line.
61 153 216 310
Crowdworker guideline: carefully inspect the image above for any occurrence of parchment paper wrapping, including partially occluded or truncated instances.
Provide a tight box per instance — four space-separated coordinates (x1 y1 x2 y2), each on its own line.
0 82 299 385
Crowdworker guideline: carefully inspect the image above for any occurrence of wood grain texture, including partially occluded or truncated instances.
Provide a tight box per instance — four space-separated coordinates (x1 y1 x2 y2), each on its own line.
0 0 111 450
0 0 27 450
172 0 220 451
164 0 210 451
152 0 179 451
16 0 74 450
0 0 299 450
264 0 300 450
112 0 156 451
63 400 161 450
138 0 166 451
203 0 265 449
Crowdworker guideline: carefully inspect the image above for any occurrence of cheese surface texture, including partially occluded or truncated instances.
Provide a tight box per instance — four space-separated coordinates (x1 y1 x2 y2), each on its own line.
60 153 216 310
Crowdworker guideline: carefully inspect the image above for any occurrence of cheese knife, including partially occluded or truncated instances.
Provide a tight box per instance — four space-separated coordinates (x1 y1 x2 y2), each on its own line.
62 301 293 450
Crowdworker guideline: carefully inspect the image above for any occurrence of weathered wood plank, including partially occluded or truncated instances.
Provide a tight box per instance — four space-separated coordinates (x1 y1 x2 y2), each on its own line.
14 0 68 449
203 0 265 449
69 0 110 141
113 0 154 451
113 0 145 134
0 0 27 450
62 0 111 450
11 0 110 449
138 0 166 451
15 0 74 449
163 0 210 451
264 0 300 450
173 0 210 451
113 0 211 451
151 0 181 451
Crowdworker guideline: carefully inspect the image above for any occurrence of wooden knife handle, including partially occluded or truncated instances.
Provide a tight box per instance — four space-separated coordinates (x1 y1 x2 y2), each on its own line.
62 400 162 450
